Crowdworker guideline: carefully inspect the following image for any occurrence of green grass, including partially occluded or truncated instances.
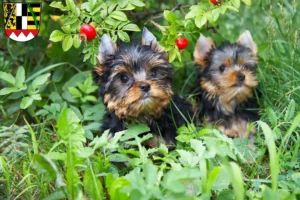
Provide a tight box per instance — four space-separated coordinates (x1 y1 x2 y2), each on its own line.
0 0 300 199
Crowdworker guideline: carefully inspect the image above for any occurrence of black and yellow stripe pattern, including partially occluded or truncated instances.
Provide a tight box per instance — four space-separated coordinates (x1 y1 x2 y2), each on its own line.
3 3 41 30
27 3 40 30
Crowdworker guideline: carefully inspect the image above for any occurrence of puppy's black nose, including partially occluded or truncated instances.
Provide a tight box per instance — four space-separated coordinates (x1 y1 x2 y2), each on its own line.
237 73 245 82
140 83 150 92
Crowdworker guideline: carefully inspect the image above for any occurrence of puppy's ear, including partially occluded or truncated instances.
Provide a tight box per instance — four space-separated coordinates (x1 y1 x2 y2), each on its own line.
194 34 215 67
141 27 165 53
237 30 257 55
97 34 117 64
95 34 116 78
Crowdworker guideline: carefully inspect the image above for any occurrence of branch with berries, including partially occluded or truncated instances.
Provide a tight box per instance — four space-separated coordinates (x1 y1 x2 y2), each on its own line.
49 0 252 64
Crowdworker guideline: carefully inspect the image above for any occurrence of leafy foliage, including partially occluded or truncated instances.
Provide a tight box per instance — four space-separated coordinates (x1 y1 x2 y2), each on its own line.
49 0 143 64
0 0 300 199
0 125 30 161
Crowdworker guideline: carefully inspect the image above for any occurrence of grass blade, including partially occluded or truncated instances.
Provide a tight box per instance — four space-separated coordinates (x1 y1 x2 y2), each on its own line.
258 121 279 190
224 162 245 200
24 117 38 154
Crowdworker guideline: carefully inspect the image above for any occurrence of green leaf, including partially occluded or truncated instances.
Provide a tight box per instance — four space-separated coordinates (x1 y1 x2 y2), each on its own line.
191 139 205 157
73 34 81 48
206 167 221 193
61 26 72 34
0 72 15 85
267 108 277 127
66 149 81 199
216 190 235 200
50 1 67 11
31 94 42 100
25 62 67 83
177 149 199 167
52 67 65 83
292 173 300 185
62 35 73 52
43 190 67 200
130 0 145 7
31 73 50 91
224 162 244 200
241 0 251 6
122 23 140 32
211 9 220 22
119 0 129 8
75 7 80 17
185 4 205 19
118 30 130 42
284 99 295 121
62 71 90 90
68 87 82 98
164 10 176 22
108 177 130 200
0 87 20 95
63 16 78 26
195 15 207 28
57 108 86 150
104 17 116 26
66 0 76 10
169 50 176 62
24 117 38 154
77 82 86 93
143 163 158 186
110 11 128 21
20 97 34 109
263 188 280 200
120 124 150 142
226 5 239 12
77 147 94 158
70 105 83 120
83 167 103 200
49 30 65 42
47 152 66 160
85 86 98 94
89 130 109 150
258 121 278 190
162 168 201 193
81 95 97 102
33 154 65 188
124 133 153 145
109 153 128 162
15 67 25 88
119 3 135 10
213 169 231 191
231 0 241 8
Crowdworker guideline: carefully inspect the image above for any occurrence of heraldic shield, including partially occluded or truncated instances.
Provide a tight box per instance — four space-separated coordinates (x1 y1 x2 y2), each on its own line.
3 2 41 42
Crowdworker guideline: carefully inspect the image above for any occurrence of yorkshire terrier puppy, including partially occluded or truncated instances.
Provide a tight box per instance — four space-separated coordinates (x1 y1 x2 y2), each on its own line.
194 30 259 138
93 28 192 146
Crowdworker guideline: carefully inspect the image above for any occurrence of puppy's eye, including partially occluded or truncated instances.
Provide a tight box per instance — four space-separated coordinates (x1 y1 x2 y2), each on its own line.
242 65 248 71
219 65 226 72
151 70 156 77
120 74 130 83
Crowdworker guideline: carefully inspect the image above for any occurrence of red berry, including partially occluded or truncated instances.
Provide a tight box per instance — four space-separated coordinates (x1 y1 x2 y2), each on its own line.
175 37 189 49
80 24 97 41
210 0 221 5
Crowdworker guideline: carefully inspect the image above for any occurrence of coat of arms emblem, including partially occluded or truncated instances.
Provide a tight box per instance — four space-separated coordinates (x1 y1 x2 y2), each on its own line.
3 2 41 42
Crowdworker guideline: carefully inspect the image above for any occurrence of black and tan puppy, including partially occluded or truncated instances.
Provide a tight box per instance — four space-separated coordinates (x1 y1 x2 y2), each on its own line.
93 28 192 147
194 30 260 138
